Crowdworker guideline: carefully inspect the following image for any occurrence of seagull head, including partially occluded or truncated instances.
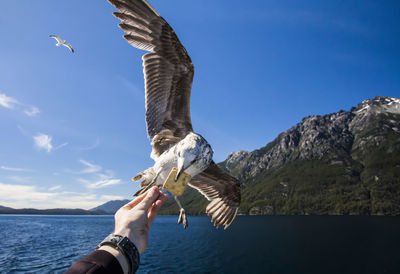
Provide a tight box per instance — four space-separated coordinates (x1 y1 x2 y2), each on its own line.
175 133 213 180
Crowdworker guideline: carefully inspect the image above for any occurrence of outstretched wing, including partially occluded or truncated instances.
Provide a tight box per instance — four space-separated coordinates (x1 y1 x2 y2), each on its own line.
49 35 62 43
63 43 74 53
189 162 241 229
109 0 194 153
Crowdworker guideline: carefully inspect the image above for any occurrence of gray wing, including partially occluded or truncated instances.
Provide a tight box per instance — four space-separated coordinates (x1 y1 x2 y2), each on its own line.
49 35 62 43
189 162 241 229
109 0 194 149
63 43 74 53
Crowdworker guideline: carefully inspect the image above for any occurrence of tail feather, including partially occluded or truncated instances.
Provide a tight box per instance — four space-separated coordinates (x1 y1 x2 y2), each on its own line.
134 181 158 196
132 167 156 196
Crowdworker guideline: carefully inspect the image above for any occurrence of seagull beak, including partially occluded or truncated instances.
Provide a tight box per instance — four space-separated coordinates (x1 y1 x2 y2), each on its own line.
175 158 184 181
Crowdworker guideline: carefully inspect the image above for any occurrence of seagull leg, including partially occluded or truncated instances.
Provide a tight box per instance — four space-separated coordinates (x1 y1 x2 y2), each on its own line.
174 195 188 229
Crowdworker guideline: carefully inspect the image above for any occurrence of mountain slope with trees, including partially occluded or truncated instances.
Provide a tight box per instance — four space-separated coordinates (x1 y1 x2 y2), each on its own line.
159 96 400 216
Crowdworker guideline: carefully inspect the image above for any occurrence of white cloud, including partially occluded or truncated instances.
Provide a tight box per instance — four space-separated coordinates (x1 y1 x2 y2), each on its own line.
79 159 102 174
33 133 53 152
0 93 18 109
7 175 32 183
54 142 69 150
51 193 101 209
0 93 40 116
0 182 125 209
79 177 122 189
100 195 125 201
78 138 100 151
24 106 40 117
49 185 62 191
1 166 34 172
74 160 122 189
0 182 55 202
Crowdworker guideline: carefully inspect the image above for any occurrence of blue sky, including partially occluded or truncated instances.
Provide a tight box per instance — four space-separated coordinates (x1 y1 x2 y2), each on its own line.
0 0 399 209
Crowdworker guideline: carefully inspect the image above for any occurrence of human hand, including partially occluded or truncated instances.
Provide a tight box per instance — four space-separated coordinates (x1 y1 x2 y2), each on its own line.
113 186 168 254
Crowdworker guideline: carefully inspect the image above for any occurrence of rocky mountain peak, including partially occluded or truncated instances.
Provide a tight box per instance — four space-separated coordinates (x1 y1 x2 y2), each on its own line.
353 96 400 115
226 150 249 165
222 96 400 181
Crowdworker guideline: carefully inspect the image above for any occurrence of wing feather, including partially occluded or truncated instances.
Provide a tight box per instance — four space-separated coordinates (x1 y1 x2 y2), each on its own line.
109 0 194 156
119 23 152 39
49 35 61 42
64 43 74 53
110 0 153 20
189 162 241 229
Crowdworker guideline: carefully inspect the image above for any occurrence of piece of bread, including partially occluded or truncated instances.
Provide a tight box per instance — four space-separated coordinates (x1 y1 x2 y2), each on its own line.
162 167 191 196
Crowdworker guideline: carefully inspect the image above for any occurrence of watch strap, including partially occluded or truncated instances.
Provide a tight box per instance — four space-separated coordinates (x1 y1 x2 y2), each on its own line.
97 234 140 273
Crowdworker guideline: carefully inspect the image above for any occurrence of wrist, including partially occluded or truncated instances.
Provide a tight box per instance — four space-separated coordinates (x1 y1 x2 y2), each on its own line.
113 230 142 254
98 245 129 274
97 233 140 273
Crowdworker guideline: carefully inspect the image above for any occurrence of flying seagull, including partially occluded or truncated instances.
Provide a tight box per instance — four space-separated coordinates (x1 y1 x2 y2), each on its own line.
108 0 241 229
49 35 74 53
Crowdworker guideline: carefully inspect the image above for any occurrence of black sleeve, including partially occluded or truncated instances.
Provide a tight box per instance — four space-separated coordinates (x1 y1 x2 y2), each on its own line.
64 250 124 274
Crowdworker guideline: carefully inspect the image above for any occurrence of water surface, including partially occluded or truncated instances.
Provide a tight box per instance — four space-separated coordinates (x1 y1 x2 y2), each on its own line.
0 215 399 273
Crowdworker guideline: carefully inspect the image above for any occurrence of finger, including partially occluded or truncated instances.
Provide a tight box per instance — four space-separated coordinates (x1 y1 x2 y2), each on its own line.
122 190 148 210
148 193 168 225
136 186 161 210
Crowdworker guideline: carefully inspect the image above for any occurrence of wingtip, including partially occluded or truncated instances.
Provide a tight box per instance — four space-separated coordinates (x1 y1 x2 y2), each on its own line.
112 11 121 17
224 208 238 229
210 207 239 230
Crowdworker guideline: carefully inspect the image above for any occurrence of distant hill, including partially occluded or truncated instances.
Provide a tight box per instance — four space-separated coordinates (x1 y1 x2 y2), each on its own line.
159 96 400 216
0 205 14 211
0 206 107 215
90 200 130 214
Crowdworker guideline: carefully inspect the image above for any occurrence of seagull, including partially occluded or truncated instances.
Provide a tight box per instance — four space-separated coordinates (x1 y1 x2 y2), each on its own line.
108 0 241 229
49 35 74 53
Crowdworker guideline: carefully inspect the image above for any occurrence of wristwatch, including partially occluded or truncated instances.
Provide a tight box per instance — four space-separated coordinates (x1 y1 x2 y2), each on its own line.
97 234 140 273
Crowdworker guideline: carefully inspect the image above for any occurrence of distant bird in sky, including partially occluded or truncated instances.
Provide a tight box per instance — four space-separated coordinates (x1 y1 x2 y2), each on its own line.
49 35 74 53
108 0 241 229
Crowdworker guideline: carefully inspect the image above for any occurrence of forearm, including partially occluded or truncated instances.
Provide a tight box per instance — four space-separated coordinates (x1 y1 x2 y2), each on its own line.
98 245 129 274
65 240 139 274
64 249 124 274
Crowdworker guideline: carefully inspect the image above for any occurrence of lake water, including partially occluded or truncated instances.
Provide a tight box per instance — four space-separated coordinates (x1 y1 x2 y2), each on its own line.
0 215 399 273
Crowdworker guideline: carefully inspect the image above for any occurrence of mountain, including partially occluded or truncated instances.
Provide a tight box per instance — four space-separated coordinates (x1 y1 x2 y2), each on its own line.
0 201 130 215
159 96 400 216
90 200 130 214
0 205 107 215
0 205 14 211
